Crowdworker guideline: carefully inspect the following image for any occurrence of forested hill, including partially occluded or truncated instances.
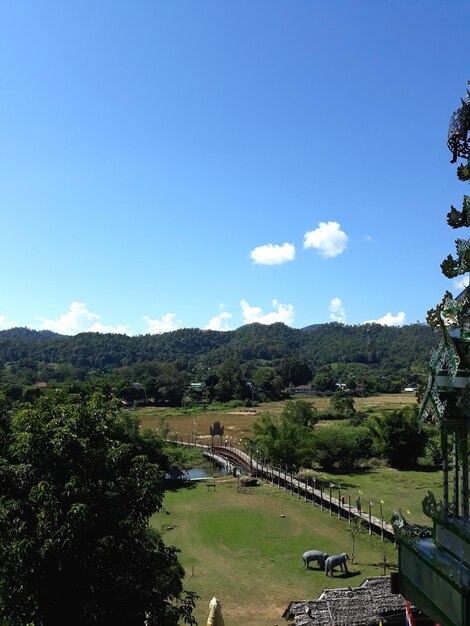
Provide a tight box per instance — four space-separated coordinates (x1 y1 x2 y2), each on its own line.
0 321 437 377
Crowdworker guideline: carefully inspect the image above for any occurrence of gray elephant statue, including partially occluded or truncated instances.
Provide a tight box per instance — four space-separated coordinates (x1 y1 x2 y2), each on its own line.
302 550 329 570
325 553 349 576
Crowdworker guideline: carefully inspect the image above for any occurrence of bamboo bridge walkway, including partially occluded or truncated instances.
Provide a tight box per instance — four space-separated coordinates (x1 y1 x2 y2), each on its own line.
180 441 395 542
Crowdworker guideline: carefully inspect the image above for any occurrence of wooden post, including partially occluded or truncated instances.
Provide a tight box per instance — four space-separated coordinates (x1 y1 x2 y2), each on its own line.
305 476 308 503
348 493 352 524
312 477 316 506
368 500 372 535
380 503 384 541
329 486 332 515
320 483 324 511
338 490 341 519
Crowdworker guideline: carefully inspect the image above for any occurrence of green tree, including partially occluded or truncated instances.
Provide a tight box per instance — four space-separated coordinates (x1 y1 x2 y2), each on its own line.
154 363 188 406
250 412 279 462
312 365 336 391
213 358 248 402
276 357 312 387
0 392 197 626
311 426 372 470
330 392 356 418
282 399 318 427
251 366 284 401
366 406 427 468
250 405 315 470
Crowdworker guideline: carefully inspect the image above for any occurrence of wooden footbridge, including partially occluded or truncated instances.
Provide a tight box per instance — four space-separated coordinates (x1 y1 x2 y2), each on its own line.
181 441 395 542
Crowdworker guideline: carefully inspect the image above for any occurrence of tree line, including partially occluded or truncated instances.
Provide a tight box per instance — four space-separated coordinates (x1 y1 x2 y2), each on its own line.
0 322 437 408
247 398 433 472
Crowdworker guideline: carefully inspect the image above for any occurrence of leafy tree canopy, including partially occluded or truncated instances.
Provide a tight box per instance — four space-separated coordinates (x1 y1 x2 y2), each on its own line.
0 392 197 626
366 406 427 468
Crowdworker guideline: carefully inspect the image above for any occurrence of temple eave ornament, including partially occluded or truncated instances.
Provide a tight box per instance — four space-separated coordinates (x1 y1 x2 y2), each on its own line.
394 83 470 626
448 90 470 164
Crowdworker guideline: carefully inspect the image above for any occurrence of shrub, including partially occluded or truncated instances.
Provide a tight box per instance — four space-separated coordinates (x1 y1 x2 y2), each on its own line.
310 426 373 471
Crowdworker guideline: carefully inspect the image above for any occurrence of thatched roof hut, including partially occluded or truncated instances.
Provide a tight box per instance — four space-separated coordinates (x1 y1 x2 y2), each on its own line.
283 576 430 626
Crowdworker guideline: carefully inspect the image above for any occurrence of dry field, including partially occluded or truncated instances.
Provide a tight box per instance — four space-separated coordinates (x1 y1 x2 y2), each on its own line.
135 393 417 444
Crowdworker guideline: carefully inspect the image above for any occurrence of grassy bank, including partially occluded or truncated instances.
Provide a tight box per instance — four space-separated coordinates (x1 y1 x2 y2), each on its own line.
152 476 398 626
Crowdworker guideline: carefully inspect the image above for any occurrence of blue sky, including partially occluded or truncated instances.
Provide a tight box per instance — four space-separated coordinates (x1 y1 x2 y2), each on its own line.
1 1 469 335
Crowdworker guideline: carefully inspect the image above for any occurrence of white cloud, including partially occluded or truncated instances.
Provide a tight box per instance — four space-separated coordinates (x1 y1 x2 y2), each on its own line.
329 297 347 323
240 299 295 326
453 275 469 292
303 221 348 258
363 312 406 326
204 310 232 331
87 322 129 334
250 242 295 265
0 315 16 330
37 301 128 335
144 312 183 334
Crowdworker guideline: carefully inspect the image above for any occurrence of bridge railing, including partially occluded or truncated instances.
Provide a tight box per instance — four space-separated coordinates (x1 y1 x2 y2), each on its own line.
174 438 395 541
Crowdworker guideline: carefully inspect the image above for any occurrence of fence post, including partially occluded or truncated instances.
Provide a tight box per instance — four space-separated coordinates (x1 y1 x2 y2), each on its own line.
380 503 384 541
338 490 341 519
312 477 316 506
348 493 352 524
368 500 372 535
305 476 308 503
320 483 324 511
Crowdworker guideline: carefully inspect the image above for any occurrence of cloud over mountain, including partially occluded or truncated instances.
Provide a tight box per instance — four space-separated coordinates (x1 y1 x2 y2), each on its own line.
240 299 294 325
363 312 406 326
329 297 347 323
37 302 128 335
144 313 183 334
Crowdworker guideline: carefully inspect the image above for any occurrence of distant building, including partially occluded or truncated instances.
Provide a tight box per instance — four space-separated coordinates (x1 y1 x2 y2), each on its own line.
290 385 314 395
189 382 204 392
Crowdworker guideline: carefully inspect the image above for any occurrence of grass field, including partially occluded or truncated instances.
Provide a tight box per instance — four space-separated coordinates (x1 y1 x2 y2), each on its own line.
139 394 442 624
137 394 440 525
301 465 442 526
153 476 398 626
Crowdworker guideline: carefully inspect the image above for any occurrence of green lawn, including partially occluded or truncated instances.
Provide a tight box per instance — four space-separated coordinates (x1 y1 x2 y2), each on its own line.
153 476 399 626
305 465 443 526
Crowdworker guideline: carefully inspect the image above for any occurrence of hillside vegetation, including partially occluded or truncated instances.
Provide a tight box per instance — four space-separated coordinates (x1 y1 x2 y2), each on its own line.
0 323 436 407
